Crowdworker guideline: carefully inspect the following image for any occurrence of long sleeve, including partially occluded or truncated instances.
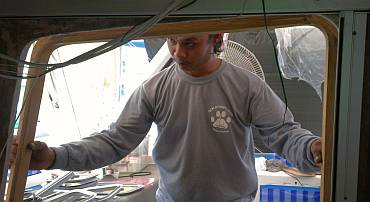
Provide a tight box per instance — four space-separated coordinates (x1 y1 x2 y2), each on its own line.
50 85 154 171
250 81 320 173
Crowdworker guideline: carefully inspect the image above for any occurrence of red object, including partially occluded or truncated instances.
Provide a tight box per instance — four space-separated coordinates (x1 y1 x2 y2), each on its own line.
110 177 155 185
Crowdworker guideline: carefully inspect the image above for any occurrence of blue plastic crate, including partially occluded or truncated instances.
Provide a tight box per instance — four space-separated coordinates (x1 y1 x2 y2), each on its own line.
7 169 41 177
260 184 320 202
255 153 293 167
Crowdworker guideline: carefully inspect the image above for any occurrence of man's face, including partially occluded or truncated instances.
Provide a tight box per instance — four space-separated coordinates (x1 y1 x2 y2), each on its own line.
167 34 220 72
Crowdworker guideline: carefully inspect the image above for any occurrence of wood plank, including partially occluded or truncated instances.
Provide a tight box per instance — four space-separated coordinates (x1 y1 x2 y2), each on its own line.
0 24 36 200
307 15 338 202
49 15 310 44
0 76 21 201
5 38 58 202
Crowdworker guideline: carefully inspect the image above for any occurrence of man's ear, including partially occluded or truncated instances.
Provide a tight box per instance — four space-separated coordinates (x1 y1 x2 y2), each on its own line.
213 33 223 44
212 33 223 52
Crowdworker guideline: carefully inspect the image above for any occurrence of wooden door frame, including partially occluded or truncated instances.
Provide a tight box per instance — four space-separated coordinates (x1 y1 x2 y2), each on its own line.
4 14 338 202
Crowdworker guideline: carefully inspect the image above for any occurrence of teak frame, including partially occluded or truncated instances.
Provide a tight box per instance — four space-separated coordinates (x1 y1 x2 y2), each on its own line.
4 14 337 202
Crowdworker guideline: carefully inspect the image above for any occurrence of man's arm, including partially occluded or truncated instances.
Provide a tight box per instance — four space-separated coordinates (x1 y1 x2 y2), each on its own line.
50 85 154 171
250 81 322 172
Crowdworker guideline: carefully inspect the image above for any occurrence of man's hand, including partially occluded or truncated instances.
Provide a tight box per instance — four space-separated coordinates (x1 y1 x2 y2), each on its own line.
10 137 56 170
310 138 322 166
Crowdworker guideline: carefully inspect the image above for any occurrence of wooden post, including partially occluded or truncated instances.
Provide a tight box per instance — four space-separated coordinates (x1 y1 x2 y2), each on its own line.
6 38 58 202
0 23 36 201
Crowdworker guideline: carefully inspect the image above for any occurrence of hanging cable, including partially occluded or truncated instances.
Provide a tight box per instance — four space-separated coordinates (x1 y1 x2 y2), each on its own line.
0 0 197 80
0 80 37 162
51 50 83 138
61 66 82 139
0 0 198 165
261 0 288 123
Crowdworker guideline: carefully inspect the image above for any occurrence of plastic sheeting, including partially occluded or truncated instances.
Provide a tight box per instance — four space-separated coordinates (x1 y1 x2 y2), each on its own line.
275 26 326 100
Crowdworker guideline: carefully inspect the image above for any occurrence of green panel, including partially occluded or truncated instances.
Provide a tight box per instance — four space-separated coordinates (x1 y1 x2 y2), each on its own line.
335 11 366 202
0 0 369 17
0 0 245 17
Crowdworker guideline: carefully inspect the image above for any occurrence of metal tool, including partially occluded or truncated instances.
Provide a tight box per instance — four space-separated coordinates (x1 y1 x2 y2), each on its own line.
23 171 125 201
42 189 97 202
34 171 75 198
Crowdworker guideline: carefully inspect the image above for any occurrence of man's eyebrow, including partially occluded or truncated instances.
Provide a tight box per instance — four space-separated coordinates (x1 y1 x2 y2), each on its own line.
183 37 197 41
167 37 198 42
181 38 199 44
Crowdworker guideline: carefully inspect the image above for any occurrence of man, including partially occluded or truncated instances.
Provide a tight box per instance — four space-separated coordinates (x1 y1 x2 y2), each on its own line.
11 33 322 202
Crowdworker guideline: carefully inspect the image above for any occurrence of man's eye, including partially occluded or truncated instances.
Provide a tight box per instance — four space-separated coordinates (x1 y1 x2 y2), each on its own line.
184 42 195 47
167 38 177 45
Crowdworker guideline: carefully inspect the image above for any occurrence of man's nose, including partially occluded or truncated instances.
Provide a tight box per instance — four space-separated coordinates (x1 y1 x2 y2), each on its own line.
173 44 186 58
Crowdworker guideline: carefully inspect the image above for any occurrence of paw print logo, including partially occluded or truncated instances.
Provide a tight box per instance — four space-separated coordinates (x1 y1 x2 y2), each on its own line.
211 110 232 129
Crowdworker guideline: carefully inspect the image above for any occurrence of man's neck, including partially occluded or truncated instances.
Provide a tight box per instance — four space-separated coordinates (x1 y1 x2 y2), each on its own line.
183 58 222 77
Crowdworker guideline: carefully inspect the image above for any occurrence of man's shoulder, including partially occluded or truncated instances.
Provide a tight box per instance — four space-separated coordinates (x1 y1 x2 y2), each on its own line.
141 63 177 90
222 60 263 81
153 63 177 78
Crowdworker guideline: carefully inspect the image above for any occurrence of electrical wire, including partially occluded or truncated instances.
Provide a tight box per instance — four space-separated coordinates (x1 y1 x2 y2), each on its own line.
1 0 190 69
0 0 198 167
283 171 303 186
51 50 83 139
0 63 22 67
0 69 22 75
175 0 197 11
0 80 37 164
261 0 288 123
61 67 82 139
0 0 197 80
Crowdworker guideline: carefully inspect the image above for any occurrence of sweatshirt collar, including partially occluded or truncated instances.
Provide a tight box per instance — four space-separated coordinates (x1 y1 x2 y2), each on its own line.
175 60 225 84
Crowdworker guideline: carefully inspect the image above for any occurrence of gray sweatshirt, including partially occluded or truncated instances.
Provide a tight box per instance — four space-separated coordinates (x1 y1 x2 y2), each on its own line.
52 60 319 202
